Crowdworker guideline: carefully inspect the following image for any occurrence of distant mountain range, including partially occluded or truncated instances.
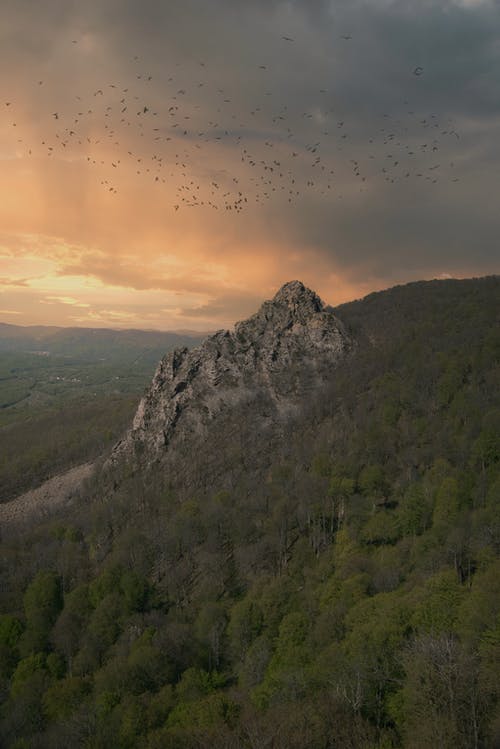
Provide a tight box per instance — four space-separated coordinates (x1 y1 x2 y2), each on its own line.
0 322 207 362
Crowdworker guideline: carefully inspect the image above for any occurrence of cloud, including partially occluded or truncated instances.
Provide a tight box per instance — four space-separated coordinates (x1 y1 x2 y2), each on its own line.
70 308 138 323
0 277 33 287
0 0 498 328
180 290 266 323
55 254 230 295
43 295 91 307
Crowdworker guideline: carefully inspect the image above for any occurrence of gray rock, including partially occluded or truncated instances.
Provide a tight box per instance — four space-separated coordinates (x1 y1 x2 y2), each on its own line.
109 281 351 493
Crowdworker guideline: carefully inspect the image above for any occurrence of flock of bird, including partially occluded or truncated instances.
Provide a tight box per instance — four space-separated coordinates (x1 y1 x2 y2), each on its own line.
3 35 463 213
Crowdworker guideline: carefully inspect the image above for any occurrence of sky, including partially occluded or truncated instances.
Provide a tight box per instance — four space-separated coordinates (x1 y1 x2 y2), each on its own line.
0 0 499 331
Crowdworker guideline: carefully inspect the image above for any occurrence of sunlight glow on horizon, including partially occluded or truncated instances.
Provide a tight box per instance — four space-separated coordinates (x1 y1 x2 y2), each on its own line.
1 0 498 330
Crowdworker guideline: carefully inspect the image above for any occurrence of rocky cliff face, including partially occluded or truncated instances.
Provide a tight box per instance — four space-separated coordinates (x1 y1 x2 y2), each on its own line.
110 281 352 491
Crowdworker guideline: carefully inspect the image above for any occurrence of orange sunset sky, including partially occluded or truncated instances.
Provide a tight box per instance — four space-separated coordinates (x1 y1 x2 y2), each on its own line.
1 0 499 331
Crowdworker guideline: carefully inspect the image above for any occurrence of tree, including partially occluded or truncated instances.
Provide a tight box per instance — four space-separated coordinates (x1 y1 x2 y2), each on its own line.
411 569 465 635
432 477 461 532
394 634 485 749
227 596 263 662
43 675 91 722
0 615 23 678
19 572 62 656
51 584 92 673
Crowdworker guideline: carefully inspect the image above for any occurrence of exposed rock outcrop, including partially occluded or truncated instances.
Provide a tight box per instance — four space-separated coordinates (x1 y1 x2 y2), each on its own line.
110 281 351 492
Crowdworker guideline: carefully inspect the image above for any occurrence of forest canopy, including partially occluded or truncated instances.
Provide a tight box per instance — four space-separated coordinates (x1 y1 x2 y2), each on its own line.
0 277 499 748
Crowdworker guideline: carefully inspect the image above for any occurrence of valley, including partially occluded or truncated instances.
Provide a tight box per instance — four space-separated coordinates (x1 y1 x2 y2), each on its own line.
0 326 205 502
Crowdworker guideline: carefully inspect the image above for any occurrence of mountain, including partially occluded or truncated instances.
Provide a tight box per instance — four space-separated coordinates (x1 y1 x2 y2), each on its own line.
0 276 498 749
110 280 351 492
0 322 206 361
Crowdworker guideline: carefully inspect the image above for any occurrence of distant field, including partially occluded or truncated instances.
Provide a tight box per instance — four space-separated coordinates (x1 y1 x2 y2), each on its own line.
0 323 206 501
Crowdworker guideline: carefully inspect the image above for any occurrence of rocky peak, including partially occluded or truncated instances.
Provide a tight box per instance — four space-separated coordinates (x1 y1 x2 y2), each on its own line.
235 280 324 339
269 279 324 313
110 282 352 478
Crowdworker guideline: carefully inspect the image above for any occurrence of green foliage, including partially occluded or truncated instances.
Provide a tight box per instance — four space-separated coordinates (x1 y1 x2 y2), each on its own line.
394 635 483 749
329 474 356 497
396 483 432 536
119 569 150 612
227 596 263 659
358 464 387 497
457 560 500 645
45 651 65 679
0 277 499 747
20 572 62 656
253 611 311 708
76 592 125 671
432 477 461 531
411 569 465 635
52 583 92 663
42 675 91 721
176 667 226 703
88 566 123 606
360 510 400 545
194 601 228 670
0 615 24 650
167 691 240 732
0 615 24 677
472 411 500 469
10 653 47 697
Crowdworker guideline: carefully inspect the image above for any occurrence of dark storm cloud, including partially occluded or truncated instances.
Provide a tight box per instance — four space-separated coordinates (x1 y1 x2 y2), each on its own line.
4 0 498 124
284 181 500 280
2 0 499 306
181 290 266 323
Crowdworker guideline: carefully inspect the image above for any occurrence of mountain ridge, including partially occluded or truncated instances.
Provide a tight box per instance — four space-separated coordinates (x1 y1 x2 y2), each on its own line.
110 281 351 485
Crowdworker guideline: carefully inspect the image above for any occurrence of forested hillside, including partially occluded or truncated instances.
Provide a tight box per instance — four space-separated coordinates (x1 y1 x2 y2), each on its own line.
0 277 498 748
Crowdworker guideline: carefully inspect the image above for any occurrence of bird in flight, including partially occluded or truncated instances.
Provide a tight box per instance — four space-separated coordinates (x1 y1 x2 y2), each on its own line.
11 36 462 213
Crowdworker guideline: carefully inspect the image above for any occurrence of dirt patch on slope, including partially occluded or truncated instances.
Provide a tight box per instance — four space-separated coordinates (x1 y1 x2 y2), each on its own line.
0 462 94 528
